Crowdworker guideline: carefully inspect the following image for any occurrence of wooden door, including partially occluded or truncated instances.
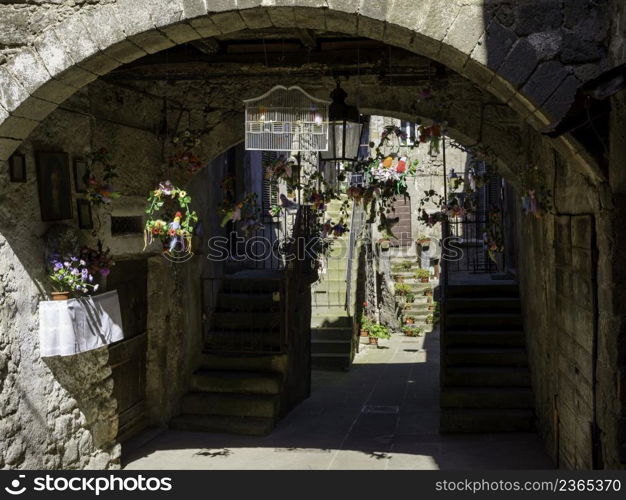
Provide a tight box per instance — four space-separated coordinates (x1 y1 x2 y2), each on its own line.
391 197 413 247
106 258 148 442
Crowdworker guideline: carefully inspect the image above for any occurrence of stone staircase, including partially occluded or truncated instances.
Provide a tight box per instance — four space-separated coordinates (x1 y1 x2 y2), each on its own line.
440 283 534 433
171 275 288 435
390 256 434 330
310 198 354 370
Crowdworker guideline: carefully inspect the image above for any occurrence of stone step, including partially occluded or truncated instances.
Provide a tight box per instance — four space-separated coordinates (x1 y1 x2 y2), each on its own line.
204 330 282 351
216 292 277 312
440 409 534 433
445 330 526 348
221 278 281 294
446 313 523 329
445 284 519 299
181 392 279 418
440 387 533 409
310 315 351 328
311 327 352 341
170 414 275 436
310 305 348 316
190 369 282 395
311 353 351 371
443 367 531 387
312 339 352 354
211 312 281 330
445 297 521 313
445 347 528 367
199 353 288 374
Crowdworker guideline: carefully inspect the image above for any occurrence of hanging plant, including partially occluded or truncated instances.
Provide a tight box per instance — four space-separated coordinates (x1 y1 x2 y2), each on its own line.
519 164 553 218
168 129 204 174
144 180 198 258
219 192 264 237
484 210 504 263
84 148 121 205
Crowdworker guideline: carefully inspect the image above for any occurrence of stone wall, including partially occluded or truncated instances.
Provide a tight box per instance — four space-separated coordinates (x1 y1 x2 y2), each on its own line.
0 78 227 468
513 119 626 468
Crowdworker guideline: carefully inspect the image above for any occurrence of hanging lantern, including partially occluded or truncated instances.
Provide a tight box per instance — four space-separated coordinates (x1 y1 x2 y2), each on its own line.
319 83 363 164
243 86 330 152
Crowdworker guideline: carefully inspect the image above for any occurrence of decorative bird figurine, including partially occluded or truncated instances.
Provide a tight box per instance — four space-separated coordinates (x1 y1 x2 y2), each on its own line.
168 211 182 252
279 194 299 210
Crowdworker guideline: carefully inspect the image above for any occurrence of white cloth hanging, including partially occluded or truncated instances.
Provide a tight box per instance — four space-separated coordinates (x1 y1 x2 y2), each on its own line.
39 290 124 357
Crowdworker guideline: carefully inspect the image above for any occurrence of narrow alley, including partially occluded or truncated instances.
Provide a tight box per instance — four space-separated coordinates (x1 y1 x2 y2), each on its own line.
124 329 552 470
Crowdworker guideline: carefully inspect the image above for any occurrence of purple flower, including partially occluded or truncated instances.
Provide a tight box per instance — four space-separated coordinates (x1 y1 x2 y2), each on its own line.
79 260 86 266
71 268 80 276
53 262 63 271
64 261 71 268
81 268 88 280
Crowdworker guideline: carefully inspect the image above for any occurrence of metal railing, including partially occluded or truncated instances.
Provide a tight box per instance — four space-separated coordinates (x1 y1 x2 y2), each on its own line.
445 212 503 275
202 207 314 354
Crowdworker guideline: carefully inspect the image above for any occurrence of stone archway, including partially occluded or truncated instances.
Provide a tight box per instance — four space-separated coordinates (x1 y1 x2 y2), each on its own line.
0 0 604 182
1 0 624 470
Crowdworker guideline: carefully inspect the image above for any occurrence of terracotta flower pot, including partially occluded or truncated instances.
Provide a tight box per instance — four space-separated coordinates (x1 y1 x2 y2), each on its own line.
420 277 429 283
395 275 404 283
51 291 70 301
369 336 378 345
360 329 369 337
405 318 415 325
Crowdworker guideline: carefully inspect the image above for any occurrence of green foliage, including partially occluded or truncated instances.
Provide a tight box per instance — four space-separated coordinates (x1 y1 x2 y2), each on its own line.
391 261 413 272
402 324 424 337
415 268 430 280
395 283 415 303
367 323 391 339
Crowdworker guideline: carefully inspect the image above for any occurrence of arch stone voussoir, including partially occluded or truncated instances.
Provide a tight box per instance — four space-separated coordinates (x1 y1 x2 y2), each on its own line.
0 0 606 178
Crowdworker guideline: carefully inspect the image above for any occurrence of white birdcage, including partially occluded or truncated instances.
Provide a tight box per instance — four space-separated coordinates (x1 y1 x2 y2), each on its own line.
244 86 330 152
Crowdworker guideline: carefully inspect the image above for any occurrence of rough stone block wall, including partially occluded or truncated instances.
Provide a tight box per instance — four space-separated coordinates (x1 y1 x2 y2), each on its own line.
516 122 624 469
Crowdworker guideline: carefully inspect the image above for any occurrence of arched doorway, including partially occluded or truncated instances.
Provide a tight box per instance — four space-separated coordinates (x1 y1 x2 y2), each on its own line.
0 2 623 470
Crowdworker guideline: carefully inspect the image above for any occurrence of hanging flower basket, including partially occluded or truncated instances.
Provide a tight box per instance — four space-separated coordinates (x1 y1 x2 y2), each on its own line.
144 180 198 260
84 148 121 205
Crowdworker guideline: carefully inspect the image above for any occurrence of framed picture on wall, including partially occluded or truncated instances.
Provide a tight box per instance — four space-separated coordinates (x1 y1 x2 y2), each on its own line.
35 151 73 221
73 158 89 193
8 153 26 182
76 199 93 230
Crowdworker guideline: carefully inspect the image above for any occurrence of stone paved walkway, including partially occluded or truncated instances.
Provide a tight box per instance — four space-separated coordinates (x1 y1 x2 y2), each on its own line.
124 328 553 470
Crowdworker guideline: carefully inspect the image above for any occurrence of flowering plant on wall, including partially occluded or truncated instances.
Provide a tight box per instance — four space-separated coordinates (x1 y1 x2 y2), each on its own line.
168 129 204 174
144 180 198 258
84 148 121 205
49 254 99 297
80 240 114 278
519 164 552 218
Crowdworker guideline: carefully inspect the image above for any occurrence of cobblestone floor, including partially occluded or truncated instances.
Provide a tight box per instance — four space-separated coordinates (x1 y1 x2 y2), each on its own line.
124 328 553 470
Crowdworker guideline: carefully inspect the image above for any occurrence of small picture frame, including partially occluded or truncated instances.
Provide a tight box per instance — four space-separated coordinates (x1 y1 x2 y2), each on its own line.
76 199 93 230
8 153 26 182
73 158 89 193
36 151 73 221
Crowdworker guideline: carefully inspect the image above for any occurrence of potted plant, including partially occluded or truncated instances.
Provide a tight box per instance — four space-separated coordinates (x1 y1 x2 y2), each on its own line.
392 261 413 273
404 314 416 325
395 283 415 303
368 323 390 346
402 324 424 337
359 313 371 337
416 234 430 246
49 254 100 300
415 268 430 283
394 274 405 283
425 314 434 325
379 237 391 251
